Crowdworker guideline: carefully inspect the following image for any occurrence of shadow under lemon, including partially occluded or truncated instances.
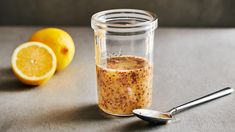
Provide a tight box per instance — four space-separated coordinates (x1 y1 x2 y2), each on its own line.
0 65 74 92
0 67 36 92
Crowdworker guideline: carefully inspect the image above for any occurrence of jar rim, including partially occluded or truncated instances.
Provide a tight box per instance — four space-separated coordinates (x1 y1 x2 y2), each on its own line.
91 9 158 31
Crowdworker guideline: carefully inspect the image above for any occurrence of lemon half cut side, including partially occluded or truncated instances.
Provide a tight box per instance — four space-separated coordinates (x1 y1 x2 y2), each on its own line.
11 42 57 85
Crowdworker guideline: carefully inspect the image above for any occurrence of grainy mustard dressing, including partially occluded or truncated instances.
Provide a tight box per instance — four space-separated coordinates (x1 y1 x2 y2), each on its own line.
96 56 152 116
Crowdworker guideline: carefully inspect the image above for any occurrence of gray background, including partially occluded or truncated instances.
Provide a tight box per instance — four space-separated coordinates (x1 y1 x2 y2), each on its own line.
0 27 235 132
0 0 235 27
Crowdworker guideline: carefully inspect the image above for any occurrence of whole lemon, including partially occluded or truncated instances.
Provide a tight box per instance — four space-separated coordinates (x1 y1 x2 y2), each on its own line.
29 28 75 71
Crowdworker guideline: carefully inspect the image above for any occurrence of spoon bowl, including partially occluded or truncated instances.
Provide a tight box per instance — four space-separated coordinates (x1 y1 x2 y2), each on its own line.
133 109 172 124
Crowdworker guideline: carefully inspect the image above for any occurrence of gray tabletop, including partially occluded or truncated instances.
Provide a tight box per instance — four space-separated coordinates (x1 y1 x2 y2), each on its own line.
0 27 234 132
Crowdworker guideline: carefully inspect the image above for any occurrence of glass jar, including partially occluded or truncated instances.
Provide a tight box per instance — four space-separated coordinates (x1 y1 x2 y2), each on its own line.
91 9 158 116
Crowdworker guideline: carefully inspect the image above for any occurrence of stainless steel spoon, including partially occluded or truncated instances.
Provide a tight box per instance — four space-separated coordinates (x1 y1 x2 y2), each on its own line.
133 87 234 124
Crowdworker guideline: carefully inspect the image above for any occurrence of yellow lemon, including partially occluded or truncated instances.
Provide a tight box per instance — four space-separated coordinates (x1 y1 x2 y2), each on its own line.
11 42 57 85
29 28 75 70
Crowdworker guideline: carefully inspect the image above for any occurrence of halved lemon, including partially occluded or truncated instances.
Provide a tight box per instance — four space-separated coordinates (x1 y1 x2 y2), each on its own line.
11 42 57 85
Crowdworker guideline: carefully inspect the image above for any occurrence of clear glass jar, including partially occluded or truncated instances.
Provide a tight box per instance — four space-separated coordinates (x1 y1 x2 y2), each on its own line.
91 9 158 116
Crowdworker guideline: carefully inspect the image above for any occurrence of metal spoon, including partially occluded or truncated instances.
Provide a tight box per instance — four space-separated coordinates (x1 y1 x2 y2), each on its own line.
133 87 234 124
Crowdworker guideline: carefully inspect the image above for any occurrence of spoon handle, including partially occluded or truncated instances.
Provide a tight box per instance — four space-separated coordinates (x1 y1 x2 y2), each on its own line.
168 87 234 115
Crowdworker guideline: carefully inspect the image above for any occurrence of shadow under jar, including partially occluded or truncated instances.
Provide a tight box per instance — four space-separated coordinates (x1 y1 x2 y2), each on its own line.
91 9 158 116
